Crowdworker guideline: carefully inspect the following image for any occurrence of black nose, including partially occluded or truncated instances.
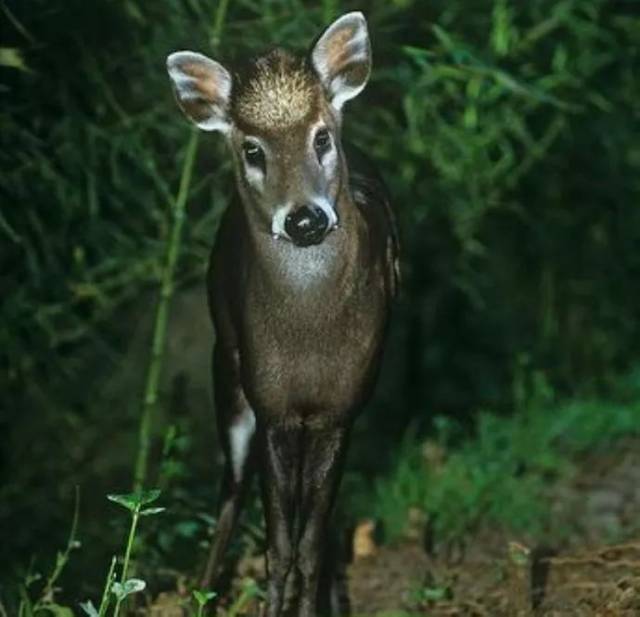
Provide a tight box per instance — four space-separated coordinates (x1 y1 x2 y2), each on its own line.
284 205 329 247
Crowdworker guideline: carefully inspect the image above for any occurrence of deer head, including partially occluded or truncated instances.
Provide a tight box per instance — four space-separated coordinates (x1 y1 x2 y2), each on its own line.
167 12 371 247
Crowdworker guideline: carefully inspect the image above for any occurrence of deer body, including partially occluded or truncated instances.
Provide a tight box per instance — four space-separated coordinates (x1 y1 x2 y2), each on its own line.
213 184 392 425
168 13 398 617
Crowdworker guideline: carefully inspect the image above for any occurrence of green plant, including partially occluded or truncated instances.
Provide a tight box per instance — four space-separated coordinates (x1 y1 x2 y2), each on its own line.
192 590 216 617
104 490 165 617
133 129 199 492
364 369 640 543
225 578 264 617
17 489 81 617
75 490 166 617
191 579 262 617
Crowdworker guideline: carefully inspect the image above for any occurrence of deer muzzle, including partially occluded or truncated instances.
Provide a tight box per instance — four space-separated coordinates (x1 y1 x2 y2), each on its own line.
284 205 330 247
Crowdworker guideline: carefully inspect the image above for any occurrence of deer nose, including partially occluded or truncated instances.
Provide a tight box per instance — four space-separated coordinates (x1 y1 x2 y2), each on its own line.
284 205 329 247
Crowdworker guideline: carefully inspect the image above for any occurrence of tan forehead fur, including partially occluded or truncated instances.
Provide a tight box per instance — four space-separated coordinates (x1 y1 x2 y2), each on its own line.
232 49 320 132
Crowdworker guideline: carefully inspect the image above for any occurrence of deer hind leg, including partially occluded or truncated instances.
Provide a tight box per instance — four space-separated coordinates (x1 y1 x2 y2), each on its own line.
201 349 257 588
296 425 350 617
259 425 303 617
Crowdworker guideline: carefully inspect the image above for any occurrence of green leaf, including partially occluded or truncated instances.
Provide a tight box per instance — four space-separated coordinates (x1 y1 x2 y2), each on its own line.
0 47 29 71
139 506 166 516
416 586 452 602
79 600 99 617
106 494 138 512
137 489 162 505
123 579 146 595
111 579 146 600
192 590 217 606
106 489 161 511
25 572 42 587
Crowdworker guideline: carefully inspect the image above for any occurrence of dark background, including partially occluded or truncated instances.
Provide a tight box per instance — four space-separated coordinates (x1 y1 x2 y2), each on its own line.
1 0 639 605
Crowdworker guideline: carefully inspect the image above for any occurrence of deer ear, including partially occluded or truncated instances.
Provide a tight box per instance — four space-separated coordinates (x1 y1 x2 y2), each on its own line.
310 12 371 111
167 51 232 132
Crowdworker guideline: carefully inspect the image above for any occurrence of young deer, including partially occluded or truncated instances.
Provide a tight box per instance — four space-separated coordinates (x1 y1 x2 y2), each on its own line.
167 12 399 617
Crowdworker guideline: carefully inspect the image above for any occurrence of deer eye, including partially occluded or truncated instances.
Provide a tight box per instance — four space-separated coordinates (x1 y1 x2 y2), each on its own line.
242 141 265 171
314 128 331 160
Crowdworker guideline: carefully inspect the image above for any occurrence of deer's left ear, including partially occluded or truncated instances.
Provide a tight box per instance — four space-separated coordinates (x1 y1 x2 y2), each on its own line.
310 11 372 111
167 51 232 132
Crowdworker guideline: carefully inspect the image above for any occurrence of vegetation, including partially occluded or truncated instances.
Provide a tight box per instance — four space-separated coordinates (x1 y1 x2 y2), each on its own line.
1 0 639 614
360 368 640 544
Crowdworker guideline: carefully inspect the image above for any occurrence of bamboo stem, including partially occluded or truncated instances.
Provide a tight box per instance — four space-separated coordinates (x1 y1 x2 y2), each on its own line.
133 129 199 491
211 0 230 51
132 0 231 492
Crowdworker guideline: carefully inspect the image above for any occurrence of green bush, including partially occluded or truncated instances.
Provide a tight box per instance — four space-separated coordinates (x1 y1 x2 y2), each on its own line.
365 369 640 543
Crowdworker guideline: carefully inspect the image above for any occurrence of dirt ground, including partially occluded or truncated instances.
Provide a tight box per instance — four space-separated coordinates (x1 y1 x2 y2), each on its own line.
346 439 640 616
149 439 640 616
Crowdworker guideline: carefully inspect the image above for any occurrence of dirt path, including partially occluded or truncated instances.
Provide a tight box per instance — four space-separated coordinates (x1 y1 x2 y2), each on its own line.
347 439 640 616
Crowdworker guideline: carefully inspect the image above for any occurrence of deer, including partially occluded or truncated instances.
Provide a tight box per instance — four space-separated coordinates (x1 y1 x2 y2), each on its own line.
167 11 399 617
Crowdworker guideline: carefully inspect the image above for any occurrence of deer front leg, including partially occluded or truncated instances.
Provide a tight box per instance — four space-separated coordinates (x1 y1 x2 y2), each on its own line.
297 425 350 617
260 425 303 617
201 347 257 588
200 437 254 588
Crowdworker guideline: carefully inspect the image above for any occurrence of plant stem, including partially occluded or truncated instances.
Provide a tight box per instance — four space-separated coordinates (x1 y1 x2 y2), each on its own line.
112 507 141 617
132 0 233 493
211 0 230 51
18 587 33 617
41 486 80 602
98 556 117 617
133 129 199 492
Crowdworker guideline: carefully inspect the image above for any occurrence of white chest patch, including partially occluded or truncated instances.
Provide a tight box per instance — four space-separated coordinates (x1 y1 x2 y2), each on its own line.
279 244 336 290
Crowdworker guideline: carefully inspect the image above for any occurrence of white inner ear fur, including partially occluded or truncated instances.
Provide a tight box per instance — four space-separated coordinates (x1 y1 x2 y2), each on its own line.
311 12 371 111
167 51 232 133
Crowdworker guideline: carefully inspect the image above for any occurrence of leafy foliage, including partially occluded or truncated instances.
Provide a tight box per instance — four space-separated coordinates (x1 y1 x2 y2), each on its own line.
363 370 640 543
0 0 639 609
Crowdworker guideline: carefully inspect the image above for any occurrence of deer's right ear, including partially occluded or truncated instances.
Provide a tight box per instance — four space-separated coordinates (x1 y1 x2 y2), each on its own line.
167 51 232 133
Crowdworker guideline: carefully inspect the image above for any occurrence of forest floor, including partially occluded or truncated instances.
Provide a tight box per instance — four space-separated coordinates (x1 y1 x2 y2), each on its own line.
148 438 640 617
345 438 640 616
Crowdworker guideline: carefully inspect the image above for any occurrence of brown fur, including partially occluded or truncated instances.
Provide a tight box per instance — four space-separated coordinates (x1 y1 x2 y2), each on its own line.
209 181 395 429
324 27 355 72
232 49 322 132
